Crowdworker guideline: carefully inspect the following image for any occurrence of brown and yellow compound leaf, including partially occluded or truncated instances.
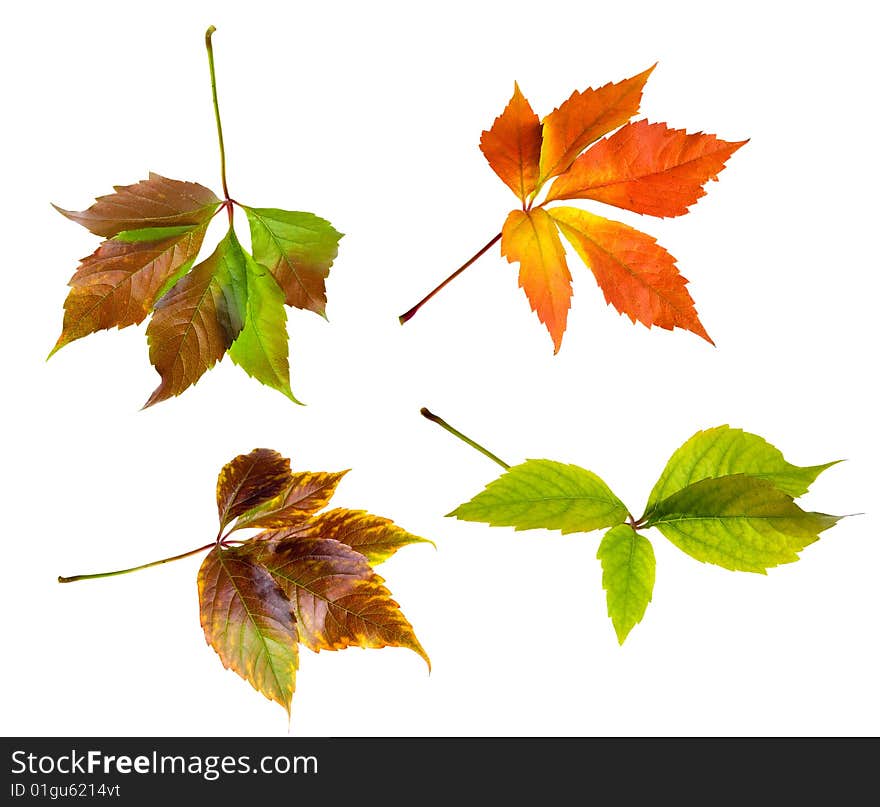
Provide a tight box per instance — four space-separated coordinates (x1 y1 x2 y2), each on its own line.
198 546 299 711
191 448 429 714
216 449 293 531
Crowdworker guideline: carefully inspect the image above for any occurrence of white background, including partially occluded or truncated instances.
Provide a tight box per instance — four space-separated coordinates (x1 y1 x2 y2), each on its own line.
2 0 877 737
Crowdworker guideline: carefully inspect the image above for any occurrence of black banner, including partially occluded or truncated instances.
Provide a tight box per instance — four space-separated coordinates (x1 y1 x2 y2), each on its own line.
1 737 873 801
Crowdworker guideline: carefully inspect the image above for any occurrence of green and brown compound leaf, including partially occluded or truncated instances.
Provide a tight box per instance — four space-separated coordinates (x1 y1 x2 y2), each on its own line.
50 29 343 407
400 66 746 351
432 410 847 645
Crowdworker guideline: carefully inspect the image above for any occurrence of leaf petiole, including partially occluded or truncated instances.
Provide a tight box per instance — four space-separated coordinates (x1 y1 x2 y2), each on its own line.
398 232 502 324
205 25 231 220
420 407 510 469
58 541 216 584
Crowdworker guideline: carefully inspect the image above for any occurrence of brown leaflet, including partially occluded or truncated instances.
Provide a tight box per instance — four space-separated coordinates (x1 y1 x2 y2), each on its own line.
232 471 349 532
143 231 247 408
307 508 435 564
54 173 221 238
216 449 293 531
244 537 429 668
51 225 209 355
197 546 299 711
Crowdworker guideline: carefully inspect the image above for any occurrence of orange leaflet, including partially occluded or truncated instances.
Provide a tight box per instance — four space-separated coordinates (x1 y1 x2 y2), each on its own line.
545 120 748 215
549 207 713 344
399 65 745 350
480 82 542 203
539 66 655 182
501 209 572 353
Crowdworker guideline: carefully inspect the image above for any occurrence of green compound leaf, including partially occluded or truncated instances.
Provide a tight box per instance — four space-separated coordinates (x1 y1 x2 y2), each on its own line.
449 459 629 534
429 408 849 644
597 524 655 644
245 207 343 317
644 425 840 517
643 474 841 573
229 249 300 403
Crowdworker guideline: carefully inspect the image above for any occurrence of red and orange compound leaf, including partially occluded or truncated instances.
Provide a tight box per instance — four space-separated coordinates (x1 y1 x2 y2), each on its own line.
479 82 543 203
545 120 748 215
548 206 712 343
216 449 293 531
53 173 221 238
50 225 209 356
539 65 654 183
501 208 572 353
144 229 248 408
232 470 350 532
245 537 430 667
198 546 299 711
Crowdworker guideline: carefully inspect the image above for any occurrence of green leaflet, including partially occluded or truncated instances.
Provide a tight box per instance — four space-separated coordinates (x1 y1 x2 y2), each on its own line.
245 207 343 316
449 459 629 534
229 248 300 404
643 474 841 573
644 425 839 517
597 524 655 645
113 225 201 243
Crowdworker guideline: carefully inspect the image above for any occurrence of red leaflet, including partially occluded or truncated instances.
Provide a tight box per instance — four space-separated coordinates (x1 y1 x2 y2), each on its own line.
545 120 748 215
